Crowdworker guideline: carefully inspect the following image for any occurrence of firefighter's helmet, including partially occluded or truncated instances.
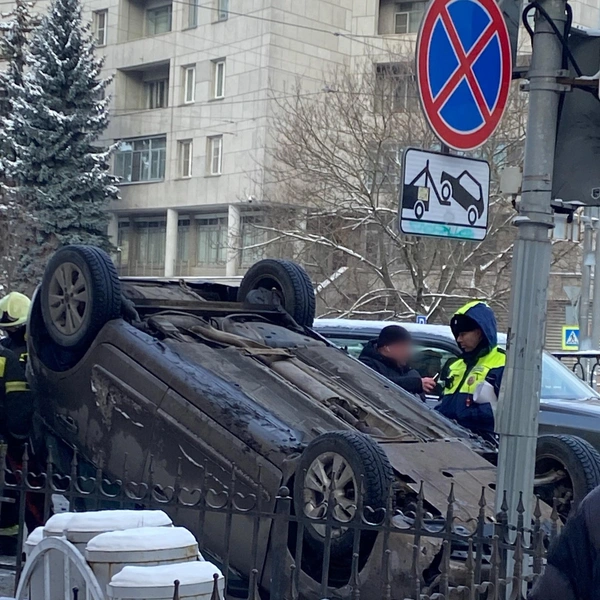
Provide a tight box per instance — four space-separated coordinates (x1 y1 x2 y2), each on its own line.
0 292 31 328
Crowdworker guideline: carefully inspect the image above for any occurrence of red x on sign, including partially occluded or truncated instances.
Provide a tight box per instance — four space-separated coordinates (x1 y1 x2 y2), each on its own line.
417 0 512 151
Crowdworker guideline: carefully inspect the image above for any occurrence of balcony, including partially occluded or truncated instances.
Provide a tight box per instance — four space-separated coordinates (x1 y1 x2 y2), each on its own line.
115 61 170 112
118 0 173 43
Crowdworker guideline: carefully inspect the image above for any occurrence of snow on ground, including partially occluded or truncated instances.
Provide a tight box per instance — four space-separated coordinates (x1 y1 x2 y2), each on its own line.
0 560 15 599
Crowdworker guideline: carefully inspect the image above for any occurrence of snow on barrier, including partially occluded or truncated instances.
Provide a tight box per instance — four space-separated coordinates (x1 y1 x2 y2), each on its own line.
66 510 173 552
108 562 224 600
86 527 202 594
17 510 222 600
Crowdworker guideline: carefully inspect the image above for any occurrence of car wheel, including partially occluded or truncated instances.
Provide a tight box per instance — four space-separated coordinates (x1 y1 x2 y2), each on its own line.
238 259 315 328
441 181 452 202
415 201 425 220
41 245 122 352
467 207 478 225
534 434 600 520
294 431 394 561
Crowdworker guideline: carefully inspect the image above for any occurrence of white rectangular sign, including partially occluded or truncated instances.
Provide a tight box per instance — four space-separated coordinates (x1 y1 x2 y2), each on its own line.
398 148 490 241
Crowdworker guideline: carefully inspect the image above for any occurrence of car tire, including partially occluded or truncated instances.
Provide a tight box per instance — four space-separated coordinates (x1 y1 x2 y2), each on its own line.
41 245 122 352
238 259 315 328
534 434 600 519
294 430 394 561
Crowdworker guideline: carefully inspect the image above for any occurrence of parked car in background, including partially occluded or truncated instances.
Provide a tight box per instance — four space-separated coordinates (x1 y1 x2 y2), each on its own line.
314 318 600 516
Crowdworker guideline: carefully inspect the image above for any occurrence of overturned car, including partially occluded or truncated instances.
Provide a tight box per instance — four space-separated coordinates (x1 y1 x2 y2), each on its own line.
27 246 600 597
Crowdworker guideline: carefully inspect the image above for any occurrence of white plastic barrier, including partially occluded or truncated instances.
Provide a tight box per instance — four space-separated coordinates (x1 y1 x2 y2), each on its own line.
108 562 224 600
66 510 172 553
16 536 104 600
24 527 44 556
23 527 44 600
40 512 76 599
86 526 201 595
43 512 75 537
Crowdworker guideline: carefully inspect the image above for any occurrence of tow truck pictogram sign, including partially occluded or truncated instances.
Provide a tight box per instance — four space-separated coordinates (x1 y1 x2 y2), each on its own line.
399 147 490 240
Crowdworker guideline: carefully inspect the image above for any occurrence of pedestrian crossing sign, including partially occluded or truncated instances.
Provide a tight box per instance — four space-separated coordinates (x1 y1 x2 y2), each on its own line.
562 326 580 351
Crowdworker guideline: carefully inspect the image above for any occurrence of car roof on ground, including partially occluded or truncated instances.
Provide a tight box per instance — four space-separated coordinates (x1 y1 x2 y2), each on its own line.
314 318 508 345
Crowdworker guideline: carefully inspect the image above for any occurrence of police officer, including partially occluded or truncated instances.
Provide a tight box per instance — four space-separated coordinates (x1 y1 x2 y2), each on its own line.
0 292 30 366
435 301 505 440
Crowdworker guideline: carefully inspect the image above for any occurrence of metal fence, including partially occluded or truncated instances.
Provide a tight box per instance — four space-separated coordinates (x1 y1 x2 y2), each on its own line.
553 350 600 389
0 443 557 600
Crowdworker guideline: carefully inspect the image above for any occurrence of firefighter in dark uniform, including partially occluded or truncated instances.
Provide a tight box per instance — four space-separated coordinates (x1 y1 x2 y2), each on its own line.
0 292 30 365
0 346 37 535
0 292 43 534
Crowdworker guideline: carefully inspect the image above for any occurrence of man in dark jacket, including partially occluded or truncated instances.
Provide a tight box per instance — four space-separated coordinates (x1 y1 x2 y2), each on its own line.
528 484 600 600
359 325 436 397
435 301 505 440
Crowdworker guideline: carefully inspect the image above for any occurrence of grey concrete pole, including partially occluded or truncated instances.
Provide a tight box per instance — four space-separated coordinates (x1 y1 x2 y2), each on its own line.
579 209 593 350
226 204 241 277
164 208 179 278
495 0 566 533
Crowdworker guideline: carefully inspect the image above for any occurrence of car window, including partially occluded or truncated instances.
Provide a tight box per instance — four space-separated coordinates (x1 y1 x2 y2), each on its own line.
326 336 369 359
322 335 456 379
540 352 599 400
411 344 457 378
323 326 599 402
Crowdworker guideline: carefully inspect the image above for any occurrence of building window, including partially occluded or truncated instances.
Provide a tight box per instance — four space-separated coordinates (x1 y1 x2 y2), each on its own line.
394 2 425 34
213 60 225 99
374 63 417 113
184 66 195 103
115 136 167 183
147 5 172 35
135 219 166 268
196 215 227 266
217 0 228 21
145 79 168 109
188 0 199 27
208 136 223 175
241 215 266 266
93 10 108 46
179 140 193 178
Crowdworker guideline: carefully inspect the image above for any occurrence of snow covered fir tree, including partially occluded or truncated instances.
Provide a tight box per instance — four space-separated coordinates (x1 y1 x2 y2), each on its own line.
1 0 119 289
0 0 38 291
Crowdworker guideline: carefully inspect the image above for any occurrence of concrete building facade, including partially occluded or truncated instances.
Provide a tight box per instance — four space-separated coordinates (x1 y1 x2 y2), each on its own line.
29 0 600 278
90 0 356 277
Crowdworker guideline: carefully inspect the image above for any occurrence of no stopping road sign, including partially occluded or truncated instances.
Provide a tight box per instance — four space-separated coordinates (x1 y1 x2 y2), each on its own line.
416 0 512 151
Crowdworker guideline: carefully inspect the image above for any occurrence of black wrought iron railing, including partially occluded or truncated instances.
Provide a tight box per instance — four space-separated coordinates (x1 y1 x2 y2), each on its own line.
0 444 557 600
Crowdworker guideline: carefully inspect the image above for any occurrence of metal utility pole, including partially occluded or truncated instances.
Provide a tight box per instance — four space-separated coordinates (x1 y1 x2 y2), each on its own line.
495 0 567 532
580 209 594 350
